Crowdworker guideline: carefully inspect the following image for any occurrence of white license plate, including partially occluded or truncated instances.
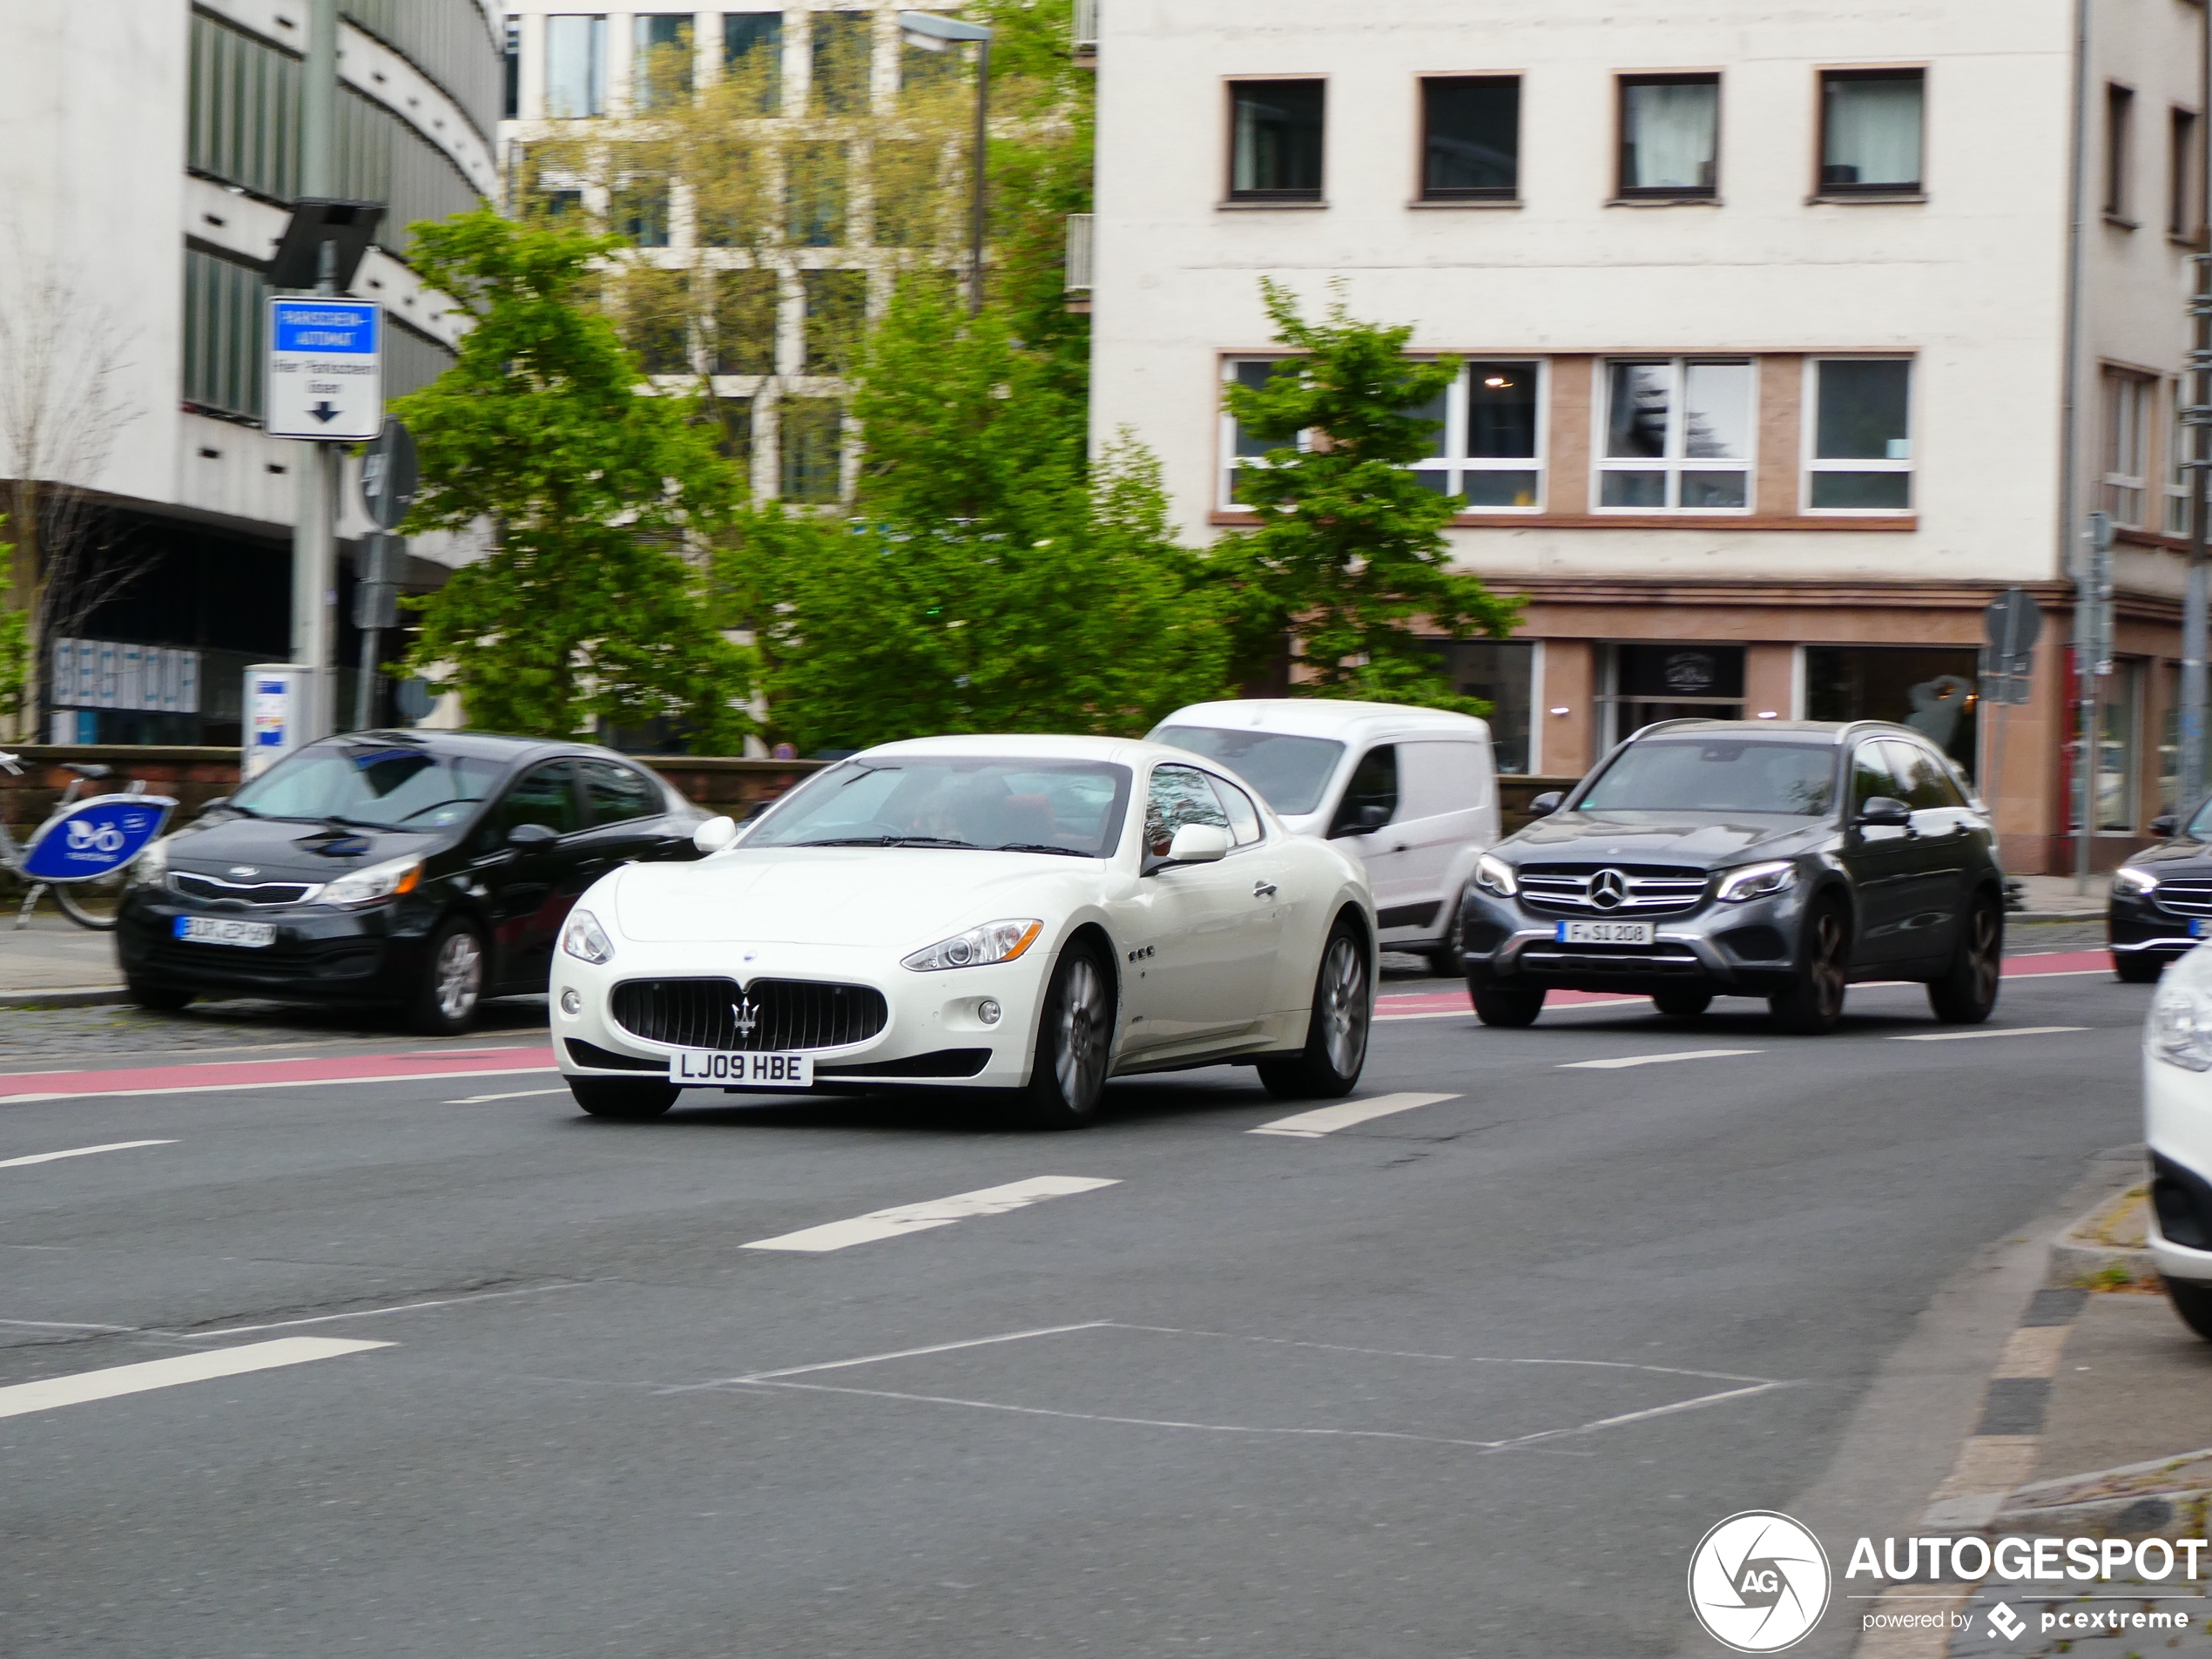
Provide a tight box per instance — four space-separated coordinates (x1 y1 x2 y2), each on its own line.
670 1049 815 1089
174 915 275 948
1557 920 1655 946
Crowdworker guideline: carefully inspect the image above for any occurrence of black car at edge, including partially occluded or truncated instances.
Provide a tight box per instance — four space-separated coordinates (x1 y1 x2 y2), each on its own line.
2109 799 2212 981
1458 718 2005 1033
117 730 708 1033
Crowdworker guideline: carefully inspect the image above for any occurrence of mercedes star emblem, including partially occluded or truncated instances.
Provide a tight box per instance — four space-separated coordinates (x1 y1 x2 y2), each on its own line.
1589 869 1629 910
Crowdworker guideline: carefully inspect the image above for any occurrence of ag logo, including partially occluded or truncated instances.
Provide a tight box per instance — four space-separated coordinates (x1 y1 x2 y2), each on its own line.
1687 1511 1830 1652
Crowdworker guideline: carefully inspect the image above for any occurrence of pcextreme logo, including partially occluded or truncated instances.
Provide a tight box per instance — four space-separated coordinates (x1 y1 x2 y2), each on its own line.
1687 1512 1831 1653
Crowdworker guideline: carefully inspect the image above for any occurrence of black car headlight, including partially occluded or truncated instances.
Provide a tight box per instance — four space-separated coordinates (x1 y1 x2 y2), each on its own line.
2114 866 2159 900
1715 860 1795 904
1474 853 1518 899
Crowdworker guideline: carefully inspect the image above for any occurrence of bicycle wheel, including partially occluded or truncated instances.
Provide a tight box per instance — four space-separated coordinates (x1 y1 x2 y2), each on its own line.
53 866 132 930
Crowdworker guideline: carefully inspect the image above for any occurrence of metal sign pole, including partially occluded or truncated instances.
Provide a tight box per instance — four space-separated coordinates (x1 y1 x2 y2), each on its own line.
288 0 341 743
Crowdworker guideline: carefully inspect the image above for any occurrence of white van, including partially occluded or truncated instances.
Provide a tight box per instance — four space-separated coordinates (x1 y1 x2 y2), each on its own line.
1147 698 1501 975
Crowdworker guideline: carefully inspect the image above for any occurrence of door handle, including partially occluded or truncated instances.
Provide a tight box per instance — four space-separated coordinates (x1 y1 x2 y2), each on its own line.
1253 880 1278 899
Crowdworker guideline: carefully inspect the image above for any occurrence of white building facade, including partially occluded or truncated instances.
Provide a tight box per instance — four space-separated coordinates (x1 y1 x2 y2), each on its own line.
1089 0 2203 873
0 1 498 744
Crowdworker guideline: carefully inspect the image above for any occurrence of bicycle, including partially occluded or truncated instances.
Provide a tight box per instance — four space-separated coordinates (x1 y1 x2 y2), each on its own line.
0 751 177 931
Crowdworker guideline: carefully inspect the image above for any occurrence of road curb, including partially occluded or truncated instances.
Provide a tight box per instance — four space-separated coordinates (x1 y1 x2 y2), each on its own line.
2044 1184 2160 1290
0 985 131 1009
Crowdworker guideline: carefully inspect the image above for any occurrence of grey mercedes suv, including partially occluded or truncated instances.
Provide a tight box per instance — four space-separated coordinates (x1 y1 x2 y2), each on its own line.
1458 719 2004 1034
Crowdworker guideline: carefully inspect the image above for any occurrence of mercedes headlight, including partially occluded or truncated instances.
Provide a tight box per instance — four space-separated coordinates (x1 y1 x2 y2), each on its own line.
1716 860 1796 904
2114 865 2160 899
2152 967 2212 1071
902 919 1042 972
317 854 423 907
1474 853 1518 898
561 909 615 966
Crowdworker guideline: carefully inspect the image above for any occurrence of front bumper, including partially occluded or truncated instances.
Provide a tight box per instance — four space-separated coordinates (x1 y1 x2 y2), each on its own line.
2109 893 2204 962
552 932 1053 1092
2144 1048 2212 1284
116 889 439 1003
1459 883 1810 997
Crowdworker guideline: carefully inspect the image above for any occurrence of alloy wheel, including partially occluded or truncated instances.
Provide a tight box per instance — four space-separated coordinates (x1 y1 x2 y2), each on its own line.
1966 904 2000 1006
1319 934 1370 1076
435 931 484 1022
1808 909 1846 1021
1053 956 1109 1106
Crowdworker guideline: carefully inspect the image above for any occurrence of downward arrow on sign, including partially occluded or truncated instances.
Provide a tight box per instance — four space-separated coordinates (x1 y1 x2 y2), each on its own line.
309 401 340 423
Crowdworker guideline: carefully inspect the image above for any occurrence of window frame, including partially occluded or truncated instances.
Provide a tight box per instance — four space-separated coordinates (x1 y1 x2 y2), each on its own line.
2106 82 2137 226
2172 106 2201 240
2101 364 2155 530
2168 376 2195 538
1225 76 1329 206
543 13 608 119
1592 356 1757 515
1615 71 1722 202
1416 73 1521 204
1217 354 1311 511
1801 355 1915 516
1815 66 1926 199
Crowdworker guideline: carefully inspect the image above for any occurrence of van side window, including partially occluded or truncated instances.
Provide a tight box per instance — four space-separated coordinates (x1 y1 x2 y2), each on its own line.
1215 778 1264 846
1331 745 1399 835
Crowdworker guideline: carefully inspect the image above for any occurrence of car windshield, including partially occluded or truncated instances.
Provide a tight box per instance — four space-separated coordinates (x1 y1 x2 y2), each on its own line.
1149 726 1345 815
229 743 506 830
745 758 1135 858
1577 740 1838 817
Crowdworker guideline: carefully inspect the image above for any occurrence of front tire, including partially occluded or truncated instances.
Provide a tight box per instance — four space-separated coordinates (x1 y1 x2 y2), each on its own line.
407 919 486 1036
1013 941 1114 1130
1653 988 1713 1018
1424 894 1466 980
1258 920 1372 1100
2164 1277 2212 1342
1469 976 1545 1028
1769 897 1848 1034
125 979 192 1013
2116 951 2166 984
569 1076 678 1121
1927 892 2002 1022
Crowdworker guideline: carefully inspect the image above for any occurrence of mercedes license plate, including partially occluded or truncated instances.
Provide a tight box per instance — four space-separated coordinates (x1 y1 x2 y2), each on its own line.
671 1050 814 1089
1557 920 1654 946
174 915 275 948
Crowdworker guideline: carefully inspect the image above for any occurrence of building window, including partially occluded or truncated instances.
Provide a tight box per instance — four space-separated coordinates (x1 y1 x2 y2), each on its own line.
1219 358 1305 506
624 271 691 374
1805 646 1979 780
633 14 694 110
1819 69 1923 195
812 10 873 116
718 397 754 469
2099 660 2145 830
1229 80 1325 203
182 248 266 421
2107 83 2135 223
712 270 779 376
1420 77 1518 201
1597 358 1751 510
503 16 520 119
1406 361 1545 509
1602 645 1744 745
786 142 847 246
1805 357 1912 510
801 269 868 374
723 11 783 114
2169 381 2195 537
1441 638 1536 772
187 11 300 202
780 399 845 502
1617 74 1718 199
545 15 607 118
2102 368 2154 529
2173 108 2200 239
612 168 671 246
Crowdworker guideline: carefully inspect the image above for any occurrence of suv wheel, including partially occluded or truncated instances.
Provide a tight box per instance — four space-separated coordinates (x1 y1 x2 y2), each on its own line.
1769 898 1848 1035
2165 1277 2212 1343
1425 894 1466 980
1469 976 1545 1028
1653 989 1712 1018
1926 893 2001 1023
2117 952 2166 984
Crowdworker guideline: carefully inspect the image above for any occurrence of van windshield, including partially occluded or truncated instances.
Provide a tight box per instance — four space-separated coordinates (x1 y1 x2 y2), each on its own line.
1150 726 1345 815
1578 740 1838 817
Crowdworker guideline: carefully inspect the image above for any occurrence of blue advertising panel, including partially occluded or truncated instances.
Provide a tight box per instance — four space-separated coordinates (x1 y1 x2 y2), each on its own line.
21 794 178 882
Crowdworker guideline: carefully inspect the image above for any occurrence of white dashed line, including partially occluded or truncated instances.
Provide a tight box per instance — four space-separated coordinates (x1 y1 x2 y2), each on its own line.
1889 1026 2090 1042
742 1177 1121 1254
1251 1093 1461 1138
0 1140 173 1170
0 1338 390 1421
1559 1049 1764 1071
443 1088 571 1103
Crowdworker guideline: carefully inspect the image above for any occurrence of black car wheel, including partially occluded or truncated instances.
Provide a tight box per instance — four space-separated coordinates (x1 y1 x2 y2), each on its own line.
1258 921 1372 1101
126 980 192 1013
570 1076 679 1121
1425 894 1466 980
2116 951 2166 984
407 919 486 1036
1769 898 1849 1035
1927 893 2001 1023
1014 941 1115 1130
1469 976 1546 1028
1653 989 1713 1018
2164 1277 2212 1343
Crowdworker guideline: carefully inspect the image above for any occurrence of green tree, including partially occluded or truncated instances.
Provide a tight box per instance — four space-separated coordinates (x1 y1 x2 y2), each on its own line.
1211 280 1521 709
0 521 28 736
393 209 752 745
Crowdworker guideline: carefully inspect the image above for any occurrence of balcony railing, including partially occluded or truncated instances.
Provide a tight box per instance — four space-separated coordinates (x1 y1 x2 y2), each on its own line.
1072 0 1097 54
1065 213 1094 293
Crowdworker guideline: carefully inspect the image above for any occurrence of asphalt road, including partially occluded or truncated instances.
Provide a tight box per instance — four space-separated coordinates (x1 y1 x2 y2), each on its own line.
0 952 2146 1658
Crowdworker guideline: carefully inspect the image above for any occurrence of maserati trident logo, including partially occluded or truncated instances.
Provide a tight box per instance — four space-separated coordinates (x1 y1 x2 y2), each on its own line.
1589 868 1629 911
730 997 759 1038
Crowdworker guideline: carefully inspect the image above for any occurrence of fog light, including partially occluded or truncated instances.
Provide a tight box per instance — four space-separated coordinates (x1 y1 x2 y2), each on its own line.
978 999 1001 1025
559 988 582 1016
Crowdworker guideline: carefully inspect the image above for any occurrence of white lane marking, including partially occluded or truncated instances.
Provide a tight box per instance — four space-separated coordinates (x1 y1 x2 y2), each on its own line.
0 1139 173 1170
1560 1048 1764 1071
0 1318 138 1333
741 1177 1120 1254
192 1281 583 1339
1251 1092 1460 1139
1888 1025 2090 1043
660 1320 1118 1395
443 1087 570 1104
0 1066 554 1106
0 1337 389 1421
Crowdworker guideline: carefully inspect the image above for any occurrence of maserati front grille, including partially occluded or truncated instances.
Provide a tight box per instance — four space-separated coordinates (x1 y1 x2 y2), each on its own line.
609 976 888 1052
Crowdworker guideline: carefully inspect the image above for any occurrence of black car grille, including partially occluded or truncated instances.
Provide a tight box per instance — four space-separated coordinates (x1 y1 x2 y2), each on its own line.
610 976 888 1052
1515 864 1710 918
171 871 317 907
2153 880 2212 918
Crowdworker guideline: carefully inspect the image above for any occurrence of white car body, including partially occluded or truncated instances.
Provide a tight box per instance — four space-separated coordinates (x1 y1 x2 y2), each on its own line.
552 735 1376 1096
2144 941 2212 1284
1148 698 1501 958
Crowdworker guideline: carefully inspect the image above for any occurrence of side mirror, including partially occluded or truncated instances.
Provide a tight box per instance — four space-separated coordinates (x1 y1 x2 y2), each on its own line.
1164 823 1231 865
693 814 738 853
1330 802 1393 839
1856 796 1912 828
1526 792 1562 819
508 821 558 849
2150 813 2178 840
198 796 232 816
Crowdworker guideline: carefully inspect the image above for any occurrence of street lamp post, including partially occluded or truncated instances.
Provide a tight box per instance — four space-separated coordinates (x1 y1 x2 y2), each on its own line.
898 11 994 316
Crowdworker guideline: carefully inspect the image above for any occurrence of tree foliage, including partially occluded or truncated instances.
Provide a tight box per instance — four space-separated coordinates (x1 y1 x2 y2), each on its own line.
1211 280 1521 709
393 209 750 745
0 523 28 732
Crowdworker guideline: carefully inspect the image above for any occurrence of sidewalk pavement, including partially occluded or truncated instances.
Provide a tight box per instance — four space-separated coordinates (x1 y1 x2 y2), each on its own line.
2008 874 2107 921
0 911 125 1004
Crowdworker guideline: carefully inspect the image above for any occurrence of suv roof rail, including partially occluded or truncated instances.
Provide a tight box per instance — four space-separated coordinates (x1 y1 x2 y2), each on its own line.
1626 718 1709 739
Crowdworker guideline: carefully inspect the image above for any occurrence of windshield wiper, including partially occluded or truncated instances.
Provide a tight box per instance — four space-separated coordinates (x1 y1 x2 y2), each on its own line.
991 842 1093 858
789 835 981 849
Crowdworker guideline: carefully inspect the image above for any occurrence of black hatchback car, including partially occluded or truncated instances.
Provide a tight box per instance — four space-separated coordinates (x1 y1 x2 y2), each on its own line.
1459 719 2005 1033
2109 802 2212 981
117 731 707 1032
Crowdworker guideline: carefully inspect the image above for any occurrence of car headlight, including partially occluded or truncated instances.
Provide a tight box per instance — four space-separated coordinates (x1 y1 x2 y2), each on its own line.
1716 860 1796 904
1474 853 1518 898
2114 866 2160 899
2153 967 2212 1070
561 908 615 966
317 854 423 907
901 919 1042 972
129 836 171 888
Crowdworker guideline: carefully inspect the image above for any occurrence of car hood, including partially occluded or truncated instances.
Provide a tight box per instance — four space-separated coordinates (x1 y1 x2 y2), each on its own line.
165 814 444 881
1501 809 1829 869
2125 839 2212 875
610 846 1110 948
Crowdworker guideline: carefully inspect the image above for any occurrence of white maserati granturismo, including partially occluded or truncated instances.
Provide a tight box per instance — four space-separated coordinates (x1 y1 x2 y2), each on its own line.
551 734 1378 1128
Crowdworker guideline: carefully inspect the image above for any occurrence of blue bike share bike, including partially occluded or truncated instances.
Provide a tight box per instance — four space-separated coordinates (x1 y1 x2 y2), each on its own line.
0 751 177 931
